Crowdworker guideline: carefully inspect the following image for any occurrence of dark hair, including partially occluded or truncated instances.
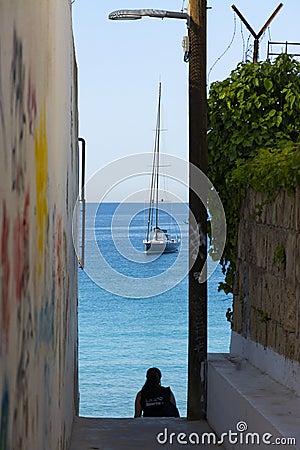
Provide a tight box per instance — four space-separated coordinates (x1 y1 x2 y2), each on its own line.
141 367 162 396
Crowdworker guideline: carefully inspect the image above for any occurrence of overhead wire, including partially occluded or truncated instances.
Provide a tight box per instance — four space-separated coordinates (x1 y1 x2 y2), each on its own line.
245 34 252 61
268 26 273 60
208 12 237 84
240 20 246 62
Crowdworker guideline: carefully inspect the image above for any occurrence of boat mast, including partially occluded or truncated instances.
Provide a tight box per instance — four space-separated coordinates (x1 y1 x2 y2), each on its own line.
155 82 162 234
146 82 162 241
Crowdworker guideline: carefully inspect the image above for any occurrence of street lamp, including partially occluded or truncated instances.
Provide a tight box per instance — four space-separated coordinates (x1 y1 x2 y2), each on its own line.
108 9 188 21
108 1 207 421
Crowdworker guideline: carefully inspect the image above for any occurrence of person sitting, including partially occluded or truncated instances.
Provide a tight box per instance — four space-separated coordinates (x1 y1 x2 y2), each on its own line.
134 367 179 418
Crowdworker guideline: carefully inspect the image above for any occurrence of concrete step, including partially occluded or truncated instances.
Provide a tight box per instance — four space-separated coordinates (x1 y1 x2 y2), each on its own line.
69 417 225 449
207 353 300 450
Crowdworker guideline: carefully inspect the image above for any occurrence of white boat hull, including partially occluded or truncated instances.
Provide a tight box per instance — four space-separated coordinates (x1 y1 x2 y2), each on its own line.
143 238 180 254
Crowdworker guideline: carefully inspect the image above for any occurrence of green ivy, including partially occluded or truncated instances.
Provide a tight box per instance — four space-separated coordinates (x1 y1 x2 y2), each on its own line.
273 245 286 267
255 308 270 324
208 54 300 293
231 144 300 196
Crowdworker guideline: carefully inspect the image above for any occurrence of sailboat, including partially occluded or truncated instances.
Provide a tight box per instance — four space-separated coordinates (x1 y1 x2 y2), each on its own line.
143 83 180 254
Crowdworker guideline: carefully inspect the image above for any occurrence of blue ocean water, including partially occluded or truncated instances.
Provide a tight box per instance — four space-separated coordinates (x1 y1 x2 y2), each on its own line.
78 203 231 418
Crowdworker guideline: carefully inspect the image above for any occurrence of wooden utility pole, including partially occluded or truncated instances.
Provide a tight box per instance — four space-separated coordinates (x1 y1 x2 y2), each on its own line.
187 0 207 420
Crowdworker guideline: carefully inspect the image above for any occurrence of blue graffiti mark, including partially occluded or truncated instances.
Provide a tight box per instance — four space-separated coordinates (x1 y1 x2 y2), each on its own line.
34 290 56 357
10 29 26 193
0 383 9 450
66 171 69 215
11 29 25 122
44 363 50 401
0 42 5 126
0 40 8 167
36 302 54 349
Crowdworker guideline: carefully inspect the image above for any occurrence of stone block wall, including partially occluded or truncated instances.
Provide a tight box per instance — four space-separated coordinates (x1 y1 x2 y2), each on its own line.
232 188 300 363
0 1 78 449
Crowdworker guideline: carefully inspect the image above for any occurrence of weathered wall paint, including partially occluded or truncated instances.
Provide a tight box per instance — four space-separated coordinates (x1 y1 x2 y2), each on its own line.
0 1 78 449
232 188 300 382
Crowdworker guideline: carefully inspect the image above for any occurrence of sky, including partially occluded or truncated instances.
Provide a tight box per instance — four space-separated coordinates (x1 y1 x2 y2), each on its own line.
72 0 300 201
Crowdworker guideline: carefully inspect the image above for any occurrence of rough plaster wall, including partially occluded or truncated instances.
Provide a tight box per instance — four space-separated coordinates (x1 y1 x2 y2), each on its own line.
233 188 300 363
0 1 78 449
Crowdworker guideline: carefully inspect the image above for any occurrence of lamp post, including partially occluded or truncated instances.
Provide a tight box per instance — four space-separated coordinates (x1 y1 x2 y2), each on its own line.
109 1 207 420
109 9 188 21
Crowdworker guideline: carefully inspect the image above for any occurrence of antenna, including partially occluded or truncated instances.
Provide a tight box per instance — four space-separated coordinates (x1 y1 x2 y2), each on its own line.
231 3 283 62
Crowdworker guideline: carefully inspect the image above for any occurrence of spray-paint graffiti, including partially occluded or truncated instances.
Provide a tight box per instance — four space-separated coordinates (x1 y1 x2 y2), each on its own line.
27 75 36 135
11 30 25 120
0 383 9 450
10 30 26 194
56 215 62 287
13 188 30 302
0 201 10 351
34 105 48 276
36 296 55 351
0 10 78 449
0 41 7 164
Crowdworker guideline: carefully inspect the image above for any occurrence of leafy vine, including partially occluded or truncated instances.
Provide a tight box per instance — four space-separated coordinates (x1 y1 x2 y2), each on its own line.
207 54 300 293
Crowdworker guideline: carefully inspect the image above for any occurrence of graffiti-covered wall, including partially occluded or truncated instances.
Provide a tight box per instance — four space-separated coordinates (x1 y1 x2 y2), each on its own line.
0 1 78 449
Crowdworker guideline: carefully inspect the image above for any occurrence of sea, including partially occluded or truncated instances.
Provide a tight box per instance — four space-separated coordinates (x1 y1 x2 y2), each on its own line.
78 202 232 418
